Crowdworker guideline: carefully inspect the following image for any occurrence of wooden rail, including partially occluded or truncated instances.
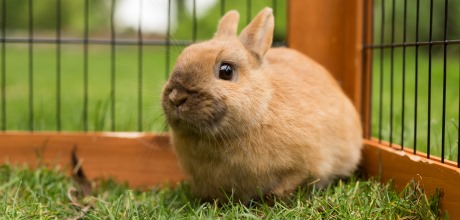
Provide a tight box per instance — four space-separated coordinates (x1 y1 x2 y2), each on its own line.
362 139 460 218
1 132 459 217
0 132 183 187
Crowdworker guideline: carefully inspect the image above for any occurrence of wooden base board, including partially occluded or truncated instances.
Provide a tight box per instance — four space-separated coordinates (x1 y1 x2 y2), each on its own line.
1 132 459 217
362 140 460 218
0 132 184 187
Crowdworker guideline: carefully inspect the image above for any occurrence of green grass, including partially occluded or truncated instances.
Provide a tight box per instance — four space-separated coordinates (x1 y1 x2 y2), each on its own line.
1 0 288 131
0 164 445 219
2 45 186 131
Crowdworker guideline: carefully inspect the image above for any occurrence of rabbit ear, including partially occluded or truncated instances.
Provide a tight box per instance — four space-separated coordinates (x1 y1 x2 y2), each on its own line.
215 10 240 37
239 8 274 61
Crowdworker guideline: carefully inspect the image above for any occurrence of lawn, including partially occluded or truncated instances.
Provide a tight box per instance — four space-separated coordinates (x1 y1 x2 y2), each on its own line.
0 0 288 132
0 164 444 219
2 45 181 131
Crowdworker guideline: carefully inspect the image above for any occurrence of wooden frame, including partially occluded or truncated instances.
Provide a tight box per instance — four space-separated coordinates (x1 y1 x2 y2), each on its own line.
0 132 183 187
363 141 460 218
0 0 459 217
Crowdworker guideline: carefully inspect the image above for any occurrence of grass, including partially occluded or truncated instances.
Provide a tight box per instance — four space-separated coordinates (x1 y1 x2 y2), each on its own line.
2 45 183 131
1 0 288 132
0 163 445 219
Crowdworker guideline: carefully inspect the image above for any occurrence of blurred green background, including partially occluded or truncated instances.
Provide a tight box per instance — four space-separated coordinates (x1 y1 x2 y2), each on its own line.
0 0 458 161
0 0 287 132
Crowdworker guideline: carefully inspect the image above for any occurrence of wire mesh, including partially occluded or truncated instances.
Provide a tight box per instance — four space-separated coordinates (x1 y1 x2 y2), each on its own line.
0 0 286 133
366 0 460 166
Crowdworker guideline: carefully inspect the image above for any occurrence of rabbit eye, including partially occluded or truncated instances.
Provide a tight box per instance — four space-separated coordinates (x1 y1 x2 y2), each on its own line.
219 63 234 81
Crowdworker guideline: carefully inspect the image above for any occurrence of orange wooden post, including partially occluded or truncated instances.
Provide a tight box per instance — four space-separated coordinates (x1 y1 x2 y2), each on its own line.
287 0 364 117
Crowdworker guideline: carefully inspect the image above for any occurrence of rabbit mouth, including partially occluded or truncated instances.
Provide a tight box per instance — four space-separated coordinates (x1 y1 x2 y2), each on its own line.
168 109 227 135
163 96 228 135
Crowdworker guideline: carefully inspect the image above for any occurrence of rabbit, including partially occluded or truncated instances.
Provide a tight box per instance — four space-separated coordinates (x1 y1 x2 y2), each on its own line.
161 7 363 203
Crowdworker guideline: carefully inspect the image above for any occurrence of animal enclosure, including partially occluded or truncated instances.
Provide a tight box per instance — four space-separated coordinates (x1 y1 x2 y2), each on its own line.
0 0 459 217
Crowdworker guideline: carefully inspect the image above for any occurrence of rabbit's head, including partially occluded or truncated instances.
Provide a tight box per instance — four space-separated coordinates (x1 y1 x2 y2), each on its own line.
162 8 275 138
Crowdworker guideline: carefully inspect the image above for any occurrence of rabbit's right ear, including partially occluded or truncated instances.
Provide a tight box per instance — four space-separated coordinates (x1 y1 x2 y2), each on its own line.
238 8 274 62
215 11 240 37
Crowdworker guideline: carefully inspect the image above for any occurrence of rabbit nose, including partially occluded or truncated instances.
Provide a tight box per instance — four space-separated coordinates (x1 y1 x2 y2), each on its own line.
169 88 188 107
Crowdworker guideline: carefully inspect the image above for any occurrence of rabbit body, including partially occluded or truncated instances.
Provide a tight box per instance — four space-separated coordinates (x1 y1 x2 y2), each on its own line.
161 8 362 203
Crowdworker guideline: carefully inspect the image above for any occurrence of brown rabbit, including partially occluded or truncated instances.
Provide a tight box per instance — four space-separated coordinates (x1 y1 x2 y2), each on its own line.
161 7 362 203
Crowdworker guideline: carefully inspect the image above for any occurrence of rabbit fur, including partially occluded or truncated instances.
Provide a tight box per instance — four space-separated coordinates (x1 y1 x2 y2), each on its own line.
161 7 363 203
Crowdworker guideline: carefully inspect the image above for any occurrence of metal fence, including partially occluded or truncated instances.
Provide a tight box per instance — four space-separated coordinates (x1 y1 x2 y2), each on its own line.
1 0 459 167
364 0 459 166
0 0 286 132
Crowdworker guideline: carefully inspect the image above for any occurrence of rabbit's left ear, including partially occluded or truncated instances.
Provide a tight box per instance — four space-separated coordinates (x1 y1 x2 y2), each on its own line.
215 10 240 37
239 8 274 61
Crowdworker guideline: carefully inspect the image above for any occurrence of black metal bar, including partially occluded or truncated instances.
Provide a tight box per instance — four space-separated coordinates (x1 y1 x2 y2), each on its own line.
272 0 277 34
389 0 395 147
0 37 360 46
192 0 197 42
110 0 116 131
414 0 420 154
427 0 434 159
368 0 374 139
56 0 61 132
246 0 251 24
365 40 460 49
378 0 385 143
401 0 407 149
137 0 143 132
441 0 449 163
0 37 193 46
220 0 225 16
83 0 89 131
1 0 5 131
165 0 171 80
361 0 369 138
272 42 287 47
28 0 34 131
